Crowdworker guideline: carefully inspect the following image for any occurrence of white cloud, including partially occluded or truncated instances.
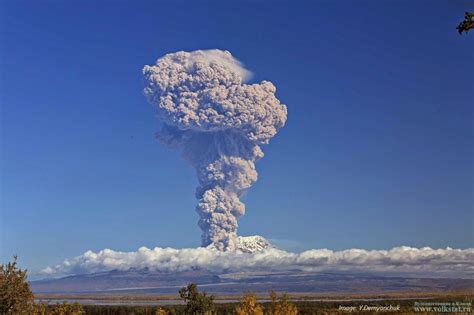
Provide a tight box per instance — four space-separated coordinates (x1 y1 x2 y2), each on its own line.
41 245 474 279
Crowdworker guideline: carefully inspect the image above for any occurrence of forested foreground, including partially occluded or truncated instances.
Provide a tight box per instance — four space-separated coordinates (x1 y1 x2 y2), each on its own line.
78 297 472 315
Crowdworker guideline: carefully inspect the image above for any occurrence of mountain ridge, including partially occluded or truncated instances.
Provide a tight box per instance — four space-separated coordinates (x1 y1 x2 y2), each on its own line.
31 268 473 295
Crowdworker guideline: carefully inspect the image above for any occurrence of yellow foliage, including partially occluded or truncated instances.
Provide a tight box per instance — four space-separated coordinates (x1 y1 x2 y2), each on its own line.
155 307 169 315
0 256 35 314
1 256 85 315
32 302 48 315
266 291 298 315
49 302 85 315
235 292 263 315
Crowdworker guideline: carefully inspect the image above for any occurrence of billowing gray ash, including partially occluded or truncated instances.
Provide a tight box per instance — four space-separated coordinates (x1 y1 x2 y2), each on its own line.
143 50 287 251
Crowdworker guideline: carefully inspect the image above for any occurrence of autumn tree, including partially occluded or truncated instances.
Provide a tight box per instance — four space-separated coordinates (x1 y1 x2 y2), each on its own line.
178 283 214 315
235 292 263 315
155 307 169 315
0 256 35 314
32 302 48 315
266 291 298 315
0 256 85 315
48 302 85 315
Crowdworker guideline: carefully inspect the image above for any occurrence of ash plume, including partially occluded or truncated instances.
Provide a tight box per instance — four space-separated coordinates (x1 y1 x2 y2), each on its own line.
143 50 287 251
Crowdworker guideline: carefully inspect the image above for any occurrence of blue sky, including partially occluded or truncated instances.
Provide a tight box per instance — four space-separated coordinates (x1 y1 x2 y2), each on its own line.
1 0 473 273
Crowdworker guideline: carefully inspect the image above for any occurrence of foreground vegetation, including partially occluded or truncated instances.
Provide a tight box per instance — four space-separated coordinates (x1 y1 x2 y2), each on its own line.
0 256 84 314
78 295 473 315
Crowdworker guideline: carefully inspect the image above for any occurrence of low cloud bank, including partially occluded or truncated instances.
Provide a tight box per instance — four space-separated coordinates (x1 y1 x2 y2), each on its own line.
41 245 473 278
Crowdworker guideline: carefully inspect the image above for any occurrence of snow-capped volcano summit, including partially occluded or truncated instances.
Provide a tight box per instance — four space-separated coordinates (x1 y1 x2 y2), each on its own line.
206 235 275 253
236 235 276 253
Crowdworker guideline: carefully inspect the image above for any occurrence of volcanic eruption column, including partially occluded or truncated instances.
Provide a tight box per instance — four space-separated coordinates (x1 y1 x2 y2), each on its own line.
143 50 287 251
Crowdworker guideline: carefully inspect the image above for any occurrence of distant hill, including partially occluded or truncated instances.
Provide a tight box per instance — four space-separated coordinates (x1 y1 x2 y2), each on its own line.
31 268 473 295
